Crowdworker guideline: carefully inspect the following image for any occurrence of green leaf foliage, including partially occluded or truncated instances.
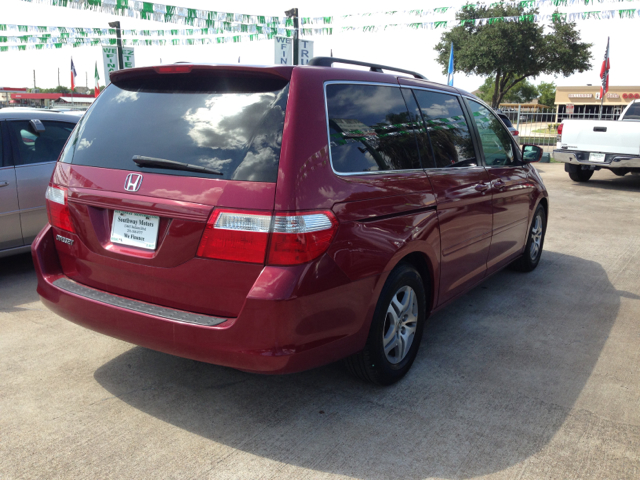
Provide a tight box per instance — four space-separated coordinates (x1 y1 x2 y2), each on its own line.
537 81 556 107
435 2 592 108
476 77 539 104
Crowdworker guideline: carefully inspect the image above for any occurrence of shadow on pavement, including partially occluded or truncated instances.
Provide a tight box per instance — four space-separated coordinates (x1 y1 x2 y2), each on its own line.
0 252 38 313
93 249 620 478
574 174 640 192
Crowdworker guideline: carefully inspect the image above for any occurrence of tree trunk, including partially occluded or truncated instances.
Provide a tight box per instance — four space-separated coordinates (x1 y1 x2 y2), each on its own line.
491 70 502 108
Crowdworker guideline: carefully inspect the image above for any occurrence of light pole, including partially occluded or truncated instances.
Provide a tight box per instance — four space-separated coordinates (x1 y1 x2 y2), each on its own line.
108 21 124 70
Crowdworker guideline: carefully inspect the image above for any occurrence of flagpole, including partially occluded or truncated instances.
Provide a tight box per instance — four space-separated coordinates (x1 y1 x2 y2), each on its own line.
598 37 610 121
598 91 604 120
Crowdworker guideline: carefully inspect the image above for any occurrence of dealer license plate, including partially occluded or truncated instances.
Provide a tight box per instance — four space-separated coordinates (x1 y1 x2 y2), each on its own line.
110 210 160 250
590 152 606 163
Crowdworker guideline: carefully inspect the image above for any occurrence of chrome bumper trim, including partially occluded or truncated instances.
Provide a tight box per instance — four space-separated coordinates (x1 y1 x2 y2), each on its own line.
553 150 640 168
52 278 228 327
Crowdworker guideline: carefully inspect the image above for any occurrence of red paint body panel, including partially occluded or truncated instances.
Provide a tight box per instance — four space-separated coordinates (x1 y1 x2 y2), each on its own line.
485 165 537 273
426 167 493 305
33 225 375 373
54 164 277 317
32 63 549 375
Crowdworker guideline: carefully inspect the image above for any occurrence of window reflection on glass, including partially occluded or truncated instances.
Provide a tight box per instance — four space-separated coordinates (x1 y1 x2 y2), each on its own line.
326 84 421 173
70 84 289 182
8 121 75 166
467 100 516 167
412 90 476 168
401 89 436 169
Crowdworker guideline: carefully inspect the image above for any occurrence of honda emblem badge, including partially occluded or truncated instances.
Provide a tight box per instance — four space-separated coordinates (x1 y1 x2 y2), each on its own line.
124 173 143 192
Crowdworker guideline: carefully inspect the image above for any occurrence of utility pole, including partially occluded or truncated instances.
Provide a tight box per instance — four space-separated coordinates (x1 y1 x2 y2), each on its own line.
108 20 124 70
33 70 36 89
285 8 299 65
57 68 60 87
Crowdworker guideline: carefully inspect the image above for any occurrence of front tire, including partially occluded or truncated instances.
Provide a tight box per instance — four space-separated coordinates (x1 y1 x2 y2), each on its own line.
512 204 546 272
345 263 427 385
567 164 593 182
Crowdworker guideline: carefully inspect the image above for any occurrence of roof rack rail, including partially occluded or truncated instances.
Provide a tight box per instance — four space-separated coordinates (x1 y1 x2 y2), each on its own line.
307 57 427 80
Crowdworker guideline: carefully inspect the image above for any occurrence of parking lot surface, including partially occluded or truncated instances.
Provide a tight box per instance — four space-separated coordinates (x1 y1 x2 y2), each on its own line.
1 163 639 479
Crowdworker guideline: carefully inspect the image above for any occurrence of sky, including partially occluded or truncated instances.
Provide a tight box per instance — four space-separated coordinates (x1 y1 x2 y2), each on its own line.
2 0 640 93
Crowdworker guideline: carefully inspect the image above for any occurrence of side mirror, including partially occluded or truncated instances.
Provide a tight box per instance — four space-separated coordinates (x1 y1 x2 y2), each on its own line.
522 144 543 163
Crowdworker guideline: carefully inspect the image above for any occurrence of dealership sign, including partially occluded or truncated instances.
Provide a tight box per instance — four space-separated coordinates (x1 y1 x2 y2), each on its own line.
274 38 314 65
568 93 593 98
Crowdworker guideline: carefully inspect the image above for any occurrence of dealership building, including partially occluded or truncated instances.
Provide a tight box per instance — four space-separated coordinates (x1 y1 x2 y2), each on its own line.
554 85 640 118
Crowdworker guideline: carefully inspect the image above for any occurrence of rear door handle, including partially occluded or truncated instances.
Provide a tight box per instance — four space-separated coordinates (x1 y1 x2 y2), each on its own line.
475 183 489 192
0 181 9 188
494 179 505 190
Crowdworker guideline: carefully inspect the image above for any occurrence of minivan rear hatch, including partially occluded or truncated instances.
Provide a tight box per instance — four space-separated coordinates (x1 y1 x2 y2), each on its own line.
52 65 291 318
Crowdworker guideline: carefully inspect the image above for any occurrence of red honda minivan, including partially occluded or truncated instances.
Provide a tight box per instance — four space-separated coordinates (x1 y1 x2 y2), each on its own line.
32 58 548 385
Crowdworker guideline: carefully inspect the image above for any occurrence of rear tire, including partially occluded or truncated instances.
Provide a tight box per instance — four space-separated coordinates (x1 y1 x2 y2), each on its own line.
512 204 546 272
345 263 426 386
567 164 593 182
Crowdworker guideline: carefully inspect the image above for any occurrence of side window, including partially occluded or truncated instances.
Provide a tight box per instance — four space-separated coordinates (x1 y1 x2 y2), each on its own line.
466 100 518 167
400 89 435 169
412 90 476 168
326 84 421 173
8 120 75 166
0 125 3 167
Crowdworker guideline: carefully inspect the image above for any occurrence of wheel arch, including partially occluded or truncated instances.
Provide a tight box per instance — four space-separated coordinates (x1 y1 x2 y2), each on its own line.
393 250 437 314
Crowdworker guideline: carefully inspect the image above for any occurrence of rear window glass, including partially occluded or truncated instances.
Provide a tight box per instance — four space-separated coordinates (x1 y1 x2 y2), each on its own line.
67 78 289 182
326 84 422 173
623 102 640 120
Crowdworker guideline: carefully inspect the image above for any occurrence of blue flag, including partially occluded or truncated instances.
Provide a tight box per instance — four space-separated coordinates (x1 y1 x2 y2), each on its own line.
447 42 454 86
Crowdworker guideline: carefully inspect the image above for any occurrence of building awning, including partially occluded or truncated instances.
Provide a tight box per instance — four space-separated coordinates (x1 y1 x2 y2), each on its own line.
58 97 95 104
11 93 95 100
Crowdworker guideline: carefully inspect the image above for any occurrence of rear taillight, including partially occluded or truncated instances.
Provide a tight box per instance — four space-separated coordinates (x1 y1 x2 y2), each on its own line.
197 209 338 265
45 185 74 233
197 210 271 263
557 123 563 142
268 212 339 266
513 130 519 136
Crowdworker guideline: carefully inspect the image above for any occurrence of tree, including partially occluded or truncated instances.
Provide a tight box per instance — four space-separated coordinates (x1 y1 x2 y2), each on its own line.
435 4 592 108
537 81 556 107
40 86 71 94
477 77 538 104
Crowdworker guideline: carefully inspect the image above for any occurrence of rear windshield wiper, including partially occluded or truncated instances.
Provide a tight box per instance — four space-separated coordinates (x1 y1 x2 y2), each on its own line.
132 155 223 176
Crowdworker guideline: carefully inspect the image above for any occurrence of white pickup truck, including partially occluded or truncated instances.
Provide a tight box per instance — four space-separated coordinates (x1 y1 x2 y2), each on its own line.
554 99 640 182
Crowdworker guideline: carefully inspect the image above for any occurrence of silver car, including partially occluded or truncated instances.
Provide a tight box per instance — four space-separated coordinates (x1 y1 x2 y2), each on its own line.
0 109 79 257
495 110 520 145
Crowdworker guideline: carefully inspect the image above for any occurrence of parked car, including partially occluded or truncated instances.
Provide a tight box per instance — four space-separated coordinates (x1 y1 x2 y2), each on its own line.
0 110 79 258
554 99 640 181
32 59 548 385
495 109 520 144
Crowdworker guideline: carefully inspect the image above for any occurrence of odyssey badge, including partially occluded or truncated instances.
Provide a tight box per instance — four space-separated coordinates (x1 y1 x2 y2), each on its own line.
56 235 74 245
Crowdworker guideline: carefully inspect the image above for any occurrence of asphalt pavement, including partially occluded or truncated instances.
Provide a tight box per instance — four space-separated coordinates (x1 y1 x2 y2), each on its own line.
1 163 639 479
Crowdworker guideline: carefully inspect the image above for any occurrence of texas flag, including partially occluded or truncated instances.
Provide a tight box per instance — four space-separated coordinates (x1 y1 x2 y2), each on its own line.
599 37 610 99
71 57 77 91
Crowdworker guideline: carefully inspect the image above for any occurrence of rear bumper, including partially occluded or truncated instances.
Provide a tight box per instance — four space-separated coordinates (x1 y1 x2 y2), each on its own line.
32 225 378 374
553 149 640 168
